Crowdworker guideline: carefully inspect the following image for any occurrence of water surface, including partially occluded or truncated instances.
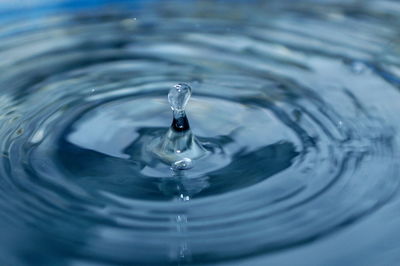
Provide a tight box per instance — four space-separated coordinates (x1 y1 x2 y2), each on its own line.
0 0 400 265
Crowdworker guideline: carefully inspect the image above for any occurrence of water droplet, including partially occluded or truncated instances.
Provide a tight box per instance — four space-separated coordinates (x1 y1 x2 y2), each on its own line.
178 195 190 202
15 128 23 136
350 61 367 74
172 158 193 170
168 83 192 112
149 83 206 168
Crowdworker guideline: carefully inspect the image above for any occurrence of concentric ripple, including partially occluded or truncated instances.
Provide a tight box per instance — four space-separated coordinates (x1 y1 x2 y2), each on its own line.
0 0 400 265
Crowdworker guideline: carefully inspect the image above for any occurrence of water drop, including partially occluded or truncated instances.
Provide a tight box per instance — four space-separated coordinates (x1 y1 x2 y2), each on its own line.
178 195 190 202
168 83 192 112
172 158 193 171
149 83 206 168
350 61 367 74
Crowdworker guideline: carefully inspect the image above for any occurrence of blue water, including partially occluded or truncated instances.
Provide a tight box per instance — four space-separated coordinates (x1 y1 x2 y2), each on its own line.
0 0 400 265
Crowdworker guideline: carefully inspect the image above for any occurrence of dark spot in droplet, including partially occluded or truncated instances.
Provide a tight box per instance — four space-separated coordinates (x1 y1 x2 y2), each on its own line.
172 115 190 132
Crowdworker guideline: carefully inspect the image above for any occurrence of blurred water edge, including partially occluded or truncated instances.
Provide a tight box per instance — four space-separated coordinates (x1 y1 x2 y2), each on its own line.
0 0 148 20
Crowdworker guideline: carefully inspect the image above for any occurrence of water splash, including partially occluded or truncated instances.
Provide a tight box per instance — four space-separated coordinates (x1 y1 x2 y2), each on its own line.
150 83 206 170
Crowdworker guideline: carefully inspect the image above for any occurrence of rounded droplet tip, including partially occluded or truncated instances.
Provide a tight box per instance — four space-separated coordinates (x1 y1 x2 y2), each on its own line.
168 83 192 112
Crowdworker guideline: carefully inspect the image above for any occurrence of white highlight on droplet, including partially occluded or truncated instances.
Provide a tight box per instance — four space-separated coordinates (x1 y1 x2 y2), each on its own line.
171 157 193 170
